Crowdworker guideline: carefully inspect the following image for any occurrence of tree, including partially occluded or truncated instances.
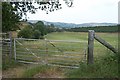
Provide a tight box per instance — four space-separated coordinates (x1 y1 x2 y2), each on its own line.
34 21 47 36
46 24 56 33
2 2 21 32
17 21 48 39
2 0 73 32
10 0 73 16
33 30 41 39
18 25 33 38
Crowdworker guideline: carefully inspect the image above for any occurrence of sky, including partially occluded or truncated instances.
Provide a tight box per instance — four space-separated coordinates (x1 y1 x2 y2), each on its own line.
25 0 119 24
118 1 120 24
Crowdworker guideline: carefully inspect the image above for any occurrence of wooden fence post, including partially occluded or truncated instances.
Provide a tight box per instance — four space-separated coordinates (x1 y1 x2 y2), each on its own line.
9 32 12 59
87 30 95 64
45 39 48 54
14 38 16 61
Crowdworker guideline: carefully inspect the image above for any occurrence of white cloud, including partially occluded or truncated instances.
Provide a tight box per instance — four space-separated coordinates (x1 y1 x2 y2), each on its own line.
26 0 119 24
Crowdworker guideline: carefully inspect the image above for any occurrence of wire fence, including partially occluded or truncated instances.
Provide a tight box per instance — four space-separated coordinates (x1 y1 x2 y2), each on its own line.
14 38 88 68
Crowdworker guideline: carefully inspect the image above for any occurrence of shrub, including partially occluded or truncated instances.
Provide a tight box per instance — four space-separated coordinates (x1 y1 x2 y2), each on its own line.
32 30 41 39
18 26 33 38
67 54 118 78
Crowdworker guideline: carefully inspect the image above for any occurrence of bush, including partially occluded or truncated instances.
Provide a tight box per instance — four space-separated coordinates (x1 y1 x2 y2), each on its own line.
32 30 41 39
67 54 118 78
2 58 22 70
39 36 44 39
18 26 33 38
18 21 50 39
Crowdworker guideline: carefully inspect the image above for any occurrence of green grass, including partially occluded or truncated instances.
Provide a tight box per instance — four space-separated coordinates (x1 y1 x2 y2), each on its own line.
45 32 88 41
2 58 22 70
66 53 118 78
22 65 65 78
15 32 88 66
22 65 49 78
3 32 118 78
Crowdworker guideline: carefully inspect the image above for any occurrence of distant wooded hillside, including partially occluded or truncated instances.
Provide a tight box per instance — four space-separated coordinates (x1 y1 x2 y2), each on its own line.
65 26 118 32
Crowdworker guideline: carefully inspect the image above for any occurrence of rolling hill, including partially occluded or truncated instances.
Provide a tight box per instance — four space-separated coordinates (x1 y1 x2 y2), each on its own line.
28 20 117 28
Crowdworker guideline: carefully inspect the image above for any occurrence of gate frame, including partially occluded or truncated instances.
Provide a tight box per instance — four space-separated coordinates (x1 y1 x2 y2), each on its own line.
87 30 118 64
13 30 118 65
13 38 87 68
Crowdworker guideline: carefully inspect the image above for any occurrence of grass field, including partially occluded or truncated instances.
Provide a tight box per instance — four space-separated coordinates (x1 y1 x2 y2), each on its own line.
45 32 118 58
2 32 118 78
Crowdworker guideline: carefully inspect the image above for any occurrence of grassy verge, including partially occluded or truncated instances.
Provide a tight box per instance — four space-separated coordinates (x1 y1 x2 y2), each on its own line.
66 53 118 78
2 57 22 70
22 65 48 78
22 65 65 78
2 32 118 78
21 52 118 78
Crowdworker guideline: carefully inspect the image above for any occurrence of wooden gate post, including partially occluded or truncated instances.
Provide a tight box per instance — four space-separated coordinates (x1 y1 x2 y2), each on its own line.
87 30 95 64
14 38 16 61
9 32 12 59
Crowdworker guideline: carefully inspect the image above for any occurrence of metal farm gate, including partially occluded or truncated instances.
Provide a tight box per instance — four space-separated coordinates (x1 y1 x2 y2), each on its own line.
0 32 12 64
14 38 88 68
1 30 117 69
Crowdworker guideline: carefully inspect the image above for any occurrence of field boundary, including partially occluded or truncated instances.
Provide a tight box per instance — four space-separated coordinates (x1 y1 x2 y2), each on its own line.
1 32 12 60
87 30 118 64
1 31 117 69
14 38 88 68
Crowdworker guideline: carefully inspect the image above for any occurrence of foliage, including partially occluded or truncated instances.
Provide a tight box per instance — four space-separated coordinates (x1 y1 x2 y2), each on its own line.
34 21 47 36
46 24 57 33
66 26 118 32
2 58 22 70
67 53 118 78
3 32 118 78
2 1 73 32
18 25 33 38
22 65 47 77
10 0 73 15
32 30 41 39
22 65 51 78
45 32 118 78
17 21 64 39
2 2 21 32
46 24 65 33
18 21 47 39
22 65 64 78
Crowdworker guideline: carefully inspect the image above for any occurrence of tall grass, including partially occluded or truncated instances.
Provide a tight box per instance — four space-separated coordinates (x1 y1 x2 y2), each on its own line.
19 32 118 78
22 65 64 78
22 65 49 78
66 52 118 78
3 32 118 78
2 58 22 70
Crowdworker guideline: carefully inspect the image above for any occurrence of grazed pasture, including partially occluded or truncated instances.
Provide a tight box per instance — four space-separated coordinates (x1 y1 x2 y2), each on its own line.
2 32 118 78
